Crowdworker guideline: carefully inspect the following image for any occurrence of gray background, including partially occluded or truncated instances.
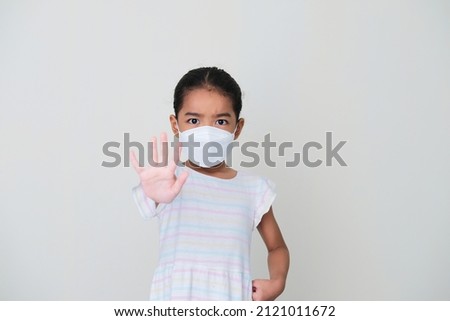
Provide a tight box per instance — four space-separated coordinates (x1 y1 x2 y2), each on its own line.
1 0 449 300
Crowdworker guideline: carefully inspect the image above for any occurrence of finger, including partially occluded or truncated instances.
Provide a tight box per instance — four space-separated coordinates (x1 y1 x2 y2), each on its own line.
160 132 168 165
171 171 188 194
130 151 143 173
151 136 158 164
252 289 261 301
167 159 177 174
251 283 262 301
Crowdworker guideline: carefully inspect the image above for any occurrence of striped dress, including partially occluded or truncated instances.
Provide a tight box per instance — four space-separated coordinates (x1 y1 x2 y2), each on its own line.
132 166 276 300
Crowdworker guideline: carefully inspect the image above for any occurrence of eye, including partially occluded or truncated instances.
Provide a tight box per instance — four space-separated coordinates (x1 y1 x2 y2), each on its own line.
216 119 229 126
187 118 199 125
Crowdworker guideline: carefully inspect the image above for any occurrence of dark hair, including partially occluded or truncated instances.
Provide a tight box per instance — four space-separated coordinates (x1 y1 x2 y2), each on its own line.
173 67 242 119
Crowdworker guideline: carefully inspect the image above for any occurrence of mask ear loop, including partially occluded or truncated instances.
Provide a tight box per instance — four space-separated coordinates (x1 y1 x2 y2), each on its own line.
174 121 184 166
232 122 239 139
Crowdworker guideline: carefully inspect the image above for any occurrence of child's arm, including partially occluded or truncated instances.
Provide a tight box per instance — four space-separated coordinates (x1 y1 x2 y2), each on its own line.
253 206 290 301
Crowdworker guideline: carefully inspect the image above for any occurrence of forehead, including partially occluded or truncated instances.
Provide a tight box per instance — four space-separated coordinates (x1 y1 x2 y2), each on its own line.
180 88 234 116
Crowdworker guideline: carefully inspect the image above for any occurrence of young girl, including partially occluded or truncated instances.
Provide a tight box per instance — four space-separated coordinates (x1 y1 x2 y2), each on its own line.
131 67 289 301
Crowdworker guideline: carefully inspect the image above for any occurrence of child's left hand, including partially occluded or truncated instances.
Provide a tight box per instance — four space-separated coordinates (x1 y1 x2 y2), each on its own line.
252 278 285 301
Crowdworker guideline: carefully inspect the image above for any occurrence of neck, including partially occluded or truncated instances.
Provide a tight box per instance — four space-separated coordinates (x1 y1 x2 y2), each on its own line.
186 160 227 173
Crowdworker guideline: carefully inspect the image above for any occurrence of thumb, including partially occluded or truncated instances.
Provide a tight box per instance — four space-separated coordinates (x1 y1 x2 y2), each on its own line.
252 280 262 301
171 171 189 194
252 288 262 301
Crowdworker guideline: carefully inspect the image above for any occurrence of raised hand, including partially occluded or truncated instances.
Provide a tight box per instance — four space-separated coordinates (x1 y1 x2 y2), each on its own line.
130 132 188 204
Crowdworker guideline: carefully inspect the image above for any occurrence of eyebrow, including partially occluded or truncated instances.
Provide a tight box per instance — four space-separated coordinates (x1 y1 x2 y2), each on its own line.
184 112 202 117
215 112 232 118
184 112 232 118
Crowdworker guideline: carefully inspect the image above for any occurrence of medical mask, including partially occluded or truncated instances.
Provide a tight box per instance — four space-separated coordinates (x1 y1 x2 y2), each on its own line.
178 125 235 168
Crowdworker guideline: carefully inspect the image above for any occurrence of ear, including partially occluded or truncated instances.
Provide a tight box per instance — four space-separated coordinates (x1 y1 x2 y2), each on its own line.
169 114 179 136
233 118 245 140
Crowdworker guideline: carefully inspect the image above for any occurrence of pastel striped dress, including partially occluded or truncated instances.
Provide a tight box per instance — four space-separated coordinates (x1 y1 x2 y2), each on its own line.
132 166 276 301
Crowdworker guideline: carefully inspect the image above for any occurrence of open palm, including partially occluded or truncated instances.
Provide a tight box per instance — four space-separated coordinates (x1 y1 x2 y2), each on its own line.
130 132 188 204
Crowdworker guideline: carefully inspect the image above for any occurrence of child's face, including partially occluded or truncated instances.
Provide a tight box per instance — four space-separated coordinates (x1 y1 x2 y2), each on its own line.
170 88 244 139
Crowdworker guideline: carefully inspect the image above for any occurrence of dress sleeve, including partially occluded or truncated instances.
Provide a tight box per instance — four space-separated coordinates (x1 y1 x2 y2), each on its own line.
253 176 277 230
132 184 160 220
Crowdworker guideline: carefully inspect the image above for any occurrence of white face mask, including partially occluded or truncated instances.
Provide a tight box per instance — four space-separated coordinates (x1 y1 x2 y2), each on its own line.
178 125 236 168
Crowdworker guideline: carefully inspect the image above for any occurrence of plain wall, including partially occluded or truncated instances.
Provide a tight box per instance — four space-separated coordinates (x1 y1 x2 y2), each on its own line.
1 0 449 300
